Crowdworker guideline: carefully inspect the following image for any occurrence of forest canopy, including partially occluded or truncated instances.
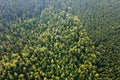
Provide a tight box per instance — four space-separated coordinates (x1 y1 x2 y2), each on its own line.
0 0 120 80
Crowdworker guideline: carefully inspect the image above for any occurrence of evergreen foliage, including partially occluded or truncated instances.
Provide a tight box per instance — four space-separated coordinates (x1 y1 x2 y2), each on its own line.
0 0 120 80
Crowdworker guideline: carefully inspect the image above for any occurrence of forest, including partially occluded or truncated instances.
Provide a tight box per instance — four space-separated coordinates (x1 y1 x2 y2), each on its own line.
0 0 120 80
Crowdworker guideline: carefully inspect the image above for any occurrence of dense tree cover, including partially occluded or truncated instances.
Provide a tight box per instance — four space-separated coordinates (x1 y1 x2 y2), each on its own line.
66 0 120 79
0 7 100 79
94 26 120 80
0 0 48 23
70 0 120 27
0 0 120 80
